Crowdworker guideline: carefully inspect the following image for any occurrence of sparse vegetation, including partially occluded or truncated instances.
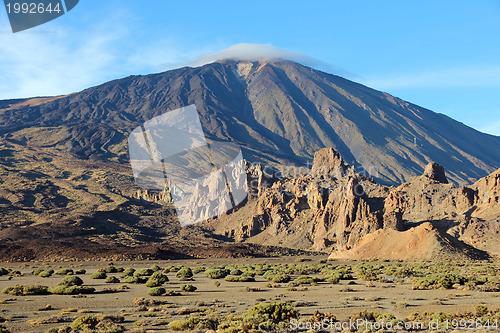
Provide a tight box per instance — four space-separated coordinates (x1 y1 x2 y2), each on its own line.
54 268 73 276
90 271 107 279
147 287 166 296
120 268 135 277
176 267 193 280
38 270 53 278
413 273 467 289
133 268 154 277
48 286 95 295
58 276 84 287
104 276 120 284
2 285 49 296
205 268 230 279
180 284 197 292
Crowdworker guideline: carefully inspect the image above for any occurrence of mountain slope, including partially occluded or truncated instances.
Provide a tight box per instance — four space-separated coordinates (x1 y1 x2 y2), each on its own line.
0 60 499 186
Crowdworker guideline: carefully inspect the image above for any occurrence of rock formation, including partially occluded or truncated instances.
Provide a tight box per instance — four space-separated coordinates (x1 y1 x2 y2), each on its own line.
208 150 500 260
210 148 397 251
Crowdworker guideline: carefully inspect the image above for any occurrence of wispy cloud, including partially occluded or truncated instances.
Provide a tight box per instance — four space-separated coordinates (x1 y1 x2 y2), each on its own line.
191 43 316 65
187 43 346 75
364 65 500 90
0 20 128 99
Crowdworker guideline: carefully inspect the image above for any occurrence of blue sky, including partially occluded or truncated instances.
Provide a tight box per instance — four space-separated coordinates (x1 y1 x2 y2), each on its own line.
1 0 499 135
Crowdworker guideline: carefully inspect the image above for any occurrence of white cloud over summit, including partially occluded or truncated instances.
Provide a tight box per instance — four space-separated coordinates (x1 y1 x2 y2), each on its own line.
189 43 338 74
192 43 315 65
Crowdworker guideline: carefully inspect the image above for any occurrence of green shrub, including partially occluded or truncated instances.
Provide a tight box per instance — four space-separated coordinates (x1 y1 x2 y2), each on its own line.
272 273 291 283
176 267 193 280
149 265 161 271
180 284 197 292
230 268 243 276
205 268 229 279
263 271 290 283
104 266 118 273
32 268 44 276
105 276 120 283
293 276 322 285
353 264 379 281
168 316 218 331
193 266 206 274
8 270 21 277
75 269 86 275
145 279 162 287
2 285 49 296
147 287 166 296
58 276 84 287
71 315 98 331
121 268 135 277
125 276 148 284
49 286 95 295
54 268 73 276
38 271 53 278
90 271 107 279
151 271 169 283
224 274 255 282
295 257 311 262
413 273 467 289
243 302 297 324
133 268 154 277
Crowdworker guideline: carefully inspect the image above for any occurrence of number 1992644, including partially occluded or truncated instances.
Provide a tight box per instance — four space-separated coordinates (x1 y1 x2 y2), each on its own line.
5 2 62 14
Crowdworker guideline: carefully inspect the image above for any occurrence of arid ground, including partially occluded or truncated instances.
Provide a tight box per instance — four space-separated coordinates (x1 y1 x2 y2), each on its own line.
0 256 498 332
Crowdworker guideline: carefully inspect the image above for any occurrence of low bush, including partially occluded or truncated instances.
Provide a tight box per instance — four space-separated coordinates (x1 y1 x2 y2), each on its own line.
180 284 197 292
90 272 107 279
230 268 243 276
413 273 467 290
8 270 21 277
54 268 73 276
103 266 118 273
124 276 148 284
104 276 120 284
293 276 323 285
244 302 298 324
74 269 86 275
224 274 255 282
205 268 230 279
193 266 206 274
295 257 311 262
58 276 84 287
49 286 95 295
149 265 161 271
147 287 166 296
263 271 290 283
133 268 154 277
145 278 162 287
31 268 44 276
38 270 53 278
0 268 9 276
151 271 168 283
121 268 135 278
70 315 98 331
168 316 218 331
2 284 49 296
176 267 193 280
